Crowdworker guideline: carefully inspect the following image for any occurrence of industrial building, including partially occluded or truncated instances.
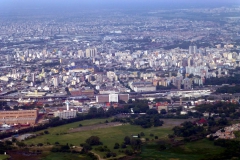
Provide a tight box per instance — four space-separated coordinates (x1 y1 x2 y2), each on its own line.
0 109 38 125
96 93 129 103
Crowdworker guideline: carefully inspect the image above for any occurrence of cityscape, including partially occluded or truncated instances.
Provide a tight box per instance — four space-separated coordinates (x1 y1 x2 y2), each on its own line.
0 0 240 160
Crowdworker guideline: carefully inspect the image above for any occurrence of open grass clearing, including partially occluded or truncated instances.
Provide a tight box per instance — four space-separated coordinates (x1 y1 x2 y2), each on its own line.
0 155 9 160
25 118 174 159
41 152 92 160
139 139 225 160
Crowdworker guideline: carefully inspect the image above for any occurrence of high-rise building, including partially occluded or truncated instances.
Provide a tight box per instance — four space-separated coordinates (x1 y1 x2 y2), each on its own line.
193 45 198 54
188 57 193 67
183 78 192 90
31 73 35 82
86 48 97 58
53 76 59 88
78 50 84 57
189 46 193 54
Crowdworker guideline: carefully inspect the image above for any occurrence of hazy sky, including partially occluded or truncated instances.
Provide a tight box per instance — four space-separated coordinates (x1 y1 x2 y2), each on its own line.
0 0 239 15
1 0 239 8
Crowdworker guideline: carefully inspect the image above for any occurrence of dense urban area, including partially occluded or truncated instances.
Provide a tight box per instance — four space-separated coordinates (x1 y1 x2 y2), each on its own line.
0 2 240 160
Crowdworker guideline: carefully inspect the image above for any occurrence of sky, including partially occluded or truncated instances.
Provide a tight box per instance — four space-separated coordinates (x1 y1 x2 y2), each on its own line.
0 0 239 15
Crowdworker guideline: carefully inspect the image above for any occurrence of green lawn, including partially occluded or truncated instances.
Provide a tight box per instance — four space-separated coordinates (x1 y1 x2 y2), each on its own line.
0 155 9 160
44 118 114 134
234 130 240 138
25 118 173 159
139 139 225 160
42 152 92 160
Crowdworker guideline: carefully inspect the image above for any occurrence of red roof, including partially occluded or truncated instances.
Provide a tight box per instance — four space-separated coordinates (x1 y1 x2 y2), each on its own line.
197 118 207 124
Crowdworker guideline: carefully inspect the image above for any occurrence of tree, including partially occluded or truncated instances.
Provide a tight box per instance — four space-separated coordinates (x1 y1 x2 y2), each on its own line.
13 106 18 110
5 140 12 146
88 107 98 116
80 143 92 152
61 144 70 151
114 143 120 149
121 143 127 148
146 109 158 115
128 99 133 104
160 109 167 114
153 117 164 127
86 136 101 146
12 137 17 143
65 87 71 95
124 136 131 145
106 106 117 116
37 143 43 146
130 138 142 150
16 141 26 147
97 107 105 116
119 100 126 104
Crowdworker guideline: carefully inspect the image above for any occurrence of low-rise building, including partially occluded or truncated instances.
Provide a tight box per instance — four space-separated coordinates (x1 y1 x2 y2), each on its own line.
54 110 77 119
0 109 38 125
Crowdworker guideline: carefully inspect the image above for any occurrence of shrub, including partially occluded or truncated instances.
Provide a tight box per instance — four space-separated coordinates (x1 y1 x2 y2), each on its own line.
114 143 120 149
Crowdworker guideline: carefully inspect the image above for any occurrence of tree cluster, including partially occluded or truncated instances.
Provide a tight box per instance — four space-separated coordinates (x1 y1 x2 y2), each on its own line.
216 85 240 93
133 115 164 128
195 102 240 118
173 121 204 137
205 74 240 85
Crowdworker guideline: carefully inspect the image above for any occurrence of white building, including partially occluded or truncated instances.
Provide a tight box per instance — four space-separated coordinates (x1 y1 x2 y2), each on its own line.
54 110 77 119
109 94 118 102
53 76 59 88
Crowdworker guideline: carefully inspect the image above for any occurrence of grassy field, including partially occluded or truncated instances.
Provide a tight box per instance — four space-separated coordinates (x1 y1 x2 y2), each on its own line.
42 118 114 134
139 139 225 160
234 131 240 140
42 152 92 160
0 155 9 160
25 118 173 159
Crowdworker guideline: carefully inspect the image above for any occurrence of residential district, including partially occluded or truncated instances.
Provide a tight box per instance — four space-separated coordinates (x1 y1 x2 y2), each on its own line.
0 6 240 133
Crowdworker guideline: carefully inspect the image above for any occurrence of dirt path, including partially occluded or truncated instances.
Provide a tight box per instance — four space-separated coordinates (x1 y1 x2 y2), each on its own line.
91 151 104 160
68 122 123 133
162 118 198 128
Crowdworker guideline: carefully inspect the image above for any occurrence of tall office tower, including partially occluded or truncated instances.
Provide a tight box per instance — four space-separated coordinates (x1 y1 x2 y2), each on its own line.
86 49 91 58
193 45 198 54
31 73 35 82
188 57 193 67
189 46 193 54
78 50 84 57
183 78 192 90
53 76 59 88
182 58 188 67
86 48 97 58
93 48 97 57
